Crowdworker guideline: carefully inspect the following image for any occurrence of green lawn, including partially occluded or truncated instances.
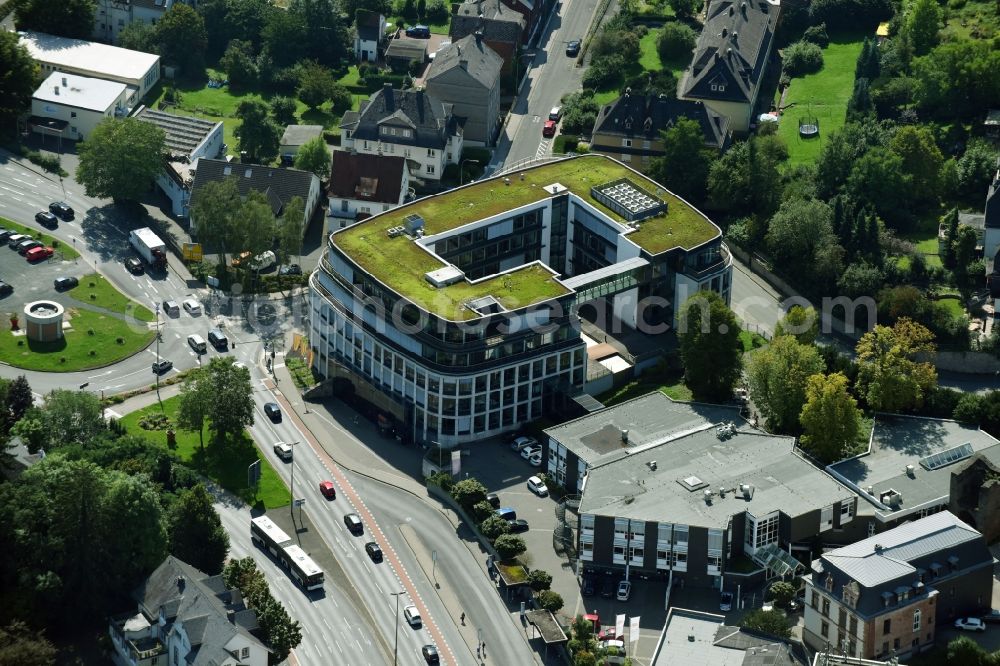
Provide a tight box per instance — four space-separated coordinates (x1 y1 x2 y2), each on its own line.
70 273 155 322
639 30 661 71
120 395 290 509
598 371 693 405
0 216 79 260
0 308 154 371
900 213 944 268
934 296 965 318
941 0 998 42
776 32 866 166
739 329 767 352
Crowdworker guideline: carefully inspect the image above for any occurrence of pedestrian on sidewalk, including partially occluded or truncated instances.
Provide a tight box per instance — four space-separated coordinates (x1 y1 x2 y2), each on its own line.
482 642 486 658
476 646 480 659
460 612 465 625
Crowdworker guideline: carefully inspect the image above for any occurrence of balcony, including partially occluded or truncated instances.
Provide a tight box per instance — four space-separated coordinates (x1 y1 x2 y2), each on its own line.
682 243 732 280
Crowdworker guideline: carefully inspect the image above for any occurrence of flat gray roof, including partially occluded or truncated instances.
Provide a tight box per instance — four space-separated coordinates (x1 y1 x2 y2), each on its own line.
280 124 323 147
19 30 159 81
34 71 125 112
545 392 749 465
828 415 1000 519
579 426 853 528
656 610 744 666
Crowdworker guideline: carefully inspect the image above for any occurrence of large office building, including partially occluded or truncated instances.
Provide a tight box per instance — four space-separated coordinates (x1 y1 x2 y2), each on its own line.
309 155 733 446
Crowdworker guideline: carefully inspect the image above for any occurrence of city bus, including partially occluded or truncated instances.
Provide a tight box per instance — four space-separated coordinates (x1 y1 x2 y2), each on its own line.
250 516 325 591
250 515 292 558
282 544 325 591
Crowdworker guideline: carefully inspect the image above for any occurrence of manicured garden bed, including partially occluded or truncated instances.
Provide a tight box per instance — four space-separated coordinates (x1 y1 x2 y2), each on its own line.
70 273 155 321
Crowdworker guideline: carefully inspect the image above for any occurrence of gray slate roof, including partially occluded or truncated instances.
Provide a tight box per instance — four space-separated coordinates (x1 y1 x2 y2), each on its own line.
131 556 267 666
190 159 316 217
681 0 779 104
280 124 323 148
450 0 525 44
827 415 1000 520
592 92 730 150
343 84 459 151
427 34 503 90
356 9 383 42
813 511 992 619
985 158 1000 229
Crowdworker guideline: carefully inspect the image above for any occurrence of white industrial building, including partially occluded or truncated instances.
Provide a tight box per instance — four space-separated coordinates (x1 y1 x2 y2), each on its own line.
18 31 161 106
30 72 129 142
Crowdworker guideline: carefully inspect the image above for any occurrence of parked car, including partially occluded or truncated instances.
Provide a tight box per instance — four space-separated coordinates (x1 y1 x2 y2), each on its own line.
510 519 530 533
25 246 53 262
152 359 173 374
279 263 302 276
319 480 336 499
581 574 595 596
421 644 440 664
0 281 12 297
35 211 58 228
566 39 581 56
486 492 501 508
598 626 622 641
365 541 383 562
53 276 78 290
273 442 293 461
264 402 282 422
48 201 73 219
548 106 562 121
542 120 557 137
617 580 631 601
7 234 29 248
18 239 42 255
601 577 616 599
528 452 543 467
187 334 207 353
720 591 734 611
495 507 517 522
984 609 1000 623
955 617 986 632
404 604 422 627
511 435 537 451
182 298 202 315
520 444 542 460
527 475 548 496
405 24 430 38
125 257 144 274
0 230 12 242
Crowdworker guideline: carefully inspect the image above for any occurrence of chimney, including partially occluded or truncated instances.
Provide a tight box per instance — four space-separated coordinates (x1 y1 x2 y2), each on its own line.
475 31 482 46
459 58 469 70
874 544 883 553
53 86 59 95
61 77 67 86
621 429 629 443
176 576 186 594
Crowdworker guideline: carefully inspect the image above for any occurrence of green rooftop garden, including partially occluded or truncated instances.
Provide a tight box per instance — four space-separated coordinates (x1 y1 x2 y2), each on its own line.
334 155 720 320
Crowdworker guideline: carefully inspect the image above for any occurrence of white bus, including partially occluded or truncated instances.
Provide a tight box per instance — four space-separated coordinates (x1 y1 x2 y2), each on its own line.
250 516 324 591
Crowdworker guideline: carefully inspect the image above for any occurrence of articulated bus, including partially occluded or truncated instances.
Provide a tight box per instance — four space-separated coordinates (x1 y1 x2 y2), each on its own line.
250 515 324 591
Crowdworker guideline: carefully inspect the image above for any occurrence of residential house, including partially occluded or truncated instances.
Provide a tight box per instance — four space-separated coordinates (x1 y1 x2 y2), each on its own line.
280 124 324 163
19 30 161 105
560 392 857 589
30 72 129 142
355 10 386 62
136 107 224 217
327 151 409 226
590 91 730 172
802 512 993 661
679 0 781 133
93 0 185 45
188 159 321 235
109 556 269 666
425 34 503 146
499 0 543 44
450 0 525 75
979 159 1000 290
339 84 463 181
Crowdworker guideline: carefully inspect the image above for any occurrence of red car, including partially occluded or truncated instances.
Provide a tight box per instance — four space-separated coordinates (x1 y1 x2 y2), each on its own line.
319 480 336 499
25 246 53 262
542 119 557 137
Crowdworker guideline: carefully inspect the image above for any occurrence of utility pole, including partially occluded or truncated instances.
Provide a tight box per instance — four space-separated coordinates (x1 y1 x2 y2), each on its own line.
391 591 405 665
155 303 161 395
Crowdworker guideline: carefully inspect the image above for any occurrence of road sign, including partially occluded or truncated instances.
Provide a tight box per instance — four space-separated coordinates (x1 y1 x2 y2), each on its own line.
294 498 306 506
247 460 261 487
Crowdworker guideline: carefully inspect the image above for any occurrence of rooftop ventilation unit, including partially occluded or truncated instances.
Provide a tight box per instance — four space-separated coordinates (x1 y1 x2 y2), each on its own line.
646 460 657 471
403 213 425 236
905 464 915 477
704 489 713 504
621 429 629 443
742 484 754 500
425 265 465 288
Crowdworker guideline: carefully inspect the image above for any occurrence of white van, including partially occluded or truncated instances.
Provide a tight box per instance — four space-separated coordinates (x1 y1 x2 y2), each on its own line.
187 334 207 353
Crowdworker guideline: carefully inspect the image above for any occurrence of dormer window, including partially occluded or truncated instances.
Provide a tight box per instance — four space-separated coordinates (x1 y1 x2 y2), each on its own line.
824 574 834 592
624 117 633 130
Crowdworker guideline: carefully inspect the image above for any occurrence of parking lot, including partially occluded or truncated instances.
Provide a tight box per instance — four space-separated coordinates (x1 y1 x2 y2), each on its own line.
0 234 85 311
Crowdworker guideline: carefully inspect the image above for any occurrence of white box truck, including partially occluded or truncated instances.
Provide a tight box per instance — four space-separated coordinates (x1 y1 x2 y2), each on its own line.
129 228 168 270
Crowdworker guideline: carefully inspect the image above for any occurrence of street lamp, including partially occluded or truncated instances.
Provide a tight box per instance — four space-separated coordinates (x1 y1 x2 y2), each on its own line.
154 303 161 393
288 440 301 521
390 590 405 665
460 159 480 186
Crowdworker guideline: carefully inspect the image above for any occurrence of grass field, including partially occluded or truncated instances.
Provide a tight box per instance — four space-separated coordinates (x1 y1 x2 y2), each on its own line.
598 371 693 405
120 395 290 509
0 216 80 260
595 27 689 106
776 32 866 166
901 214 944 268
0 308 154 371
70 273 155 322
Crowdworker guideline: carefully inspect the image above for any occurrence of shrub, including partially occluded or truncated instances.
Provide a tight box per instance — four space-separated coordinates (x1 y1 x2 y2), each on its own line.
330 84 353 113
802 22 829 47
88 329 95 335
536 590 564 613
527 569 553 592
769 581 796 607
740 609 791 639
116 337 125 344
782 41 824 76
89 293 97 300
59 357 66 363
89 350 96 356
426 0 449 22
657 21 697 62
480 514 512 540
494 534 527 560
450 477 487 510
581 55 624 89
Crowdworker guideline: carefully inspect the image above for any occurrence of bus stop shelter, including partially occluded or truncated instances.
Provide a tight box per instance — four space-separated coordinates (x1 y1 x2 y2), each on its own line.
524 609 568 661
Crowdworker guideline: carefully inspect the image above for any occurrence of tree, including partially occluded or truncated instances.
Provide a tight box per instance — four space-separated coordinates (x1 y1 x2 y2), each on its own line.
803 22 830 47
221 0 275 45
799 373 862 463
765 198 840 287
294 136 331 179
219 39 258 86
278 196 306 267
329 83 353 113
678 291 743 402
941 207 960 268
769 581 796 608
739 609 791 639
241 190 278 259
846 148 912 227
76 118 166 202
297 60 337 108
889 125 943 205
912 41 1000 119
269 96 298 126
189 178 243 264
855 318 937 412
947 636 993 666
451 477 488 509
177 368 211 449
837 262 884 299
667 0 700 17
262 10 308 67
905 0 942 57
957 140 998 199
12 0 96 39
7 375 33 423
223 557 301 662
168 484 230 575
527 569 553 592
846 78 874 122
815 120 893 199
537 590 564 613
289 0 349 65
235 99 281 162
11 414 45 454
854 37 880 81
156 4 208 76
480 514 511 540
494 534 527 560
119 21 159 53
782 41 824 77
774 306 818 345
746 336 825 433
204 358 255 442
0 32 38 137
40 389 106 451
0 621 58 666
103 473 169 587
707 138 781 218
657 22 696 62
650 118 715 203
